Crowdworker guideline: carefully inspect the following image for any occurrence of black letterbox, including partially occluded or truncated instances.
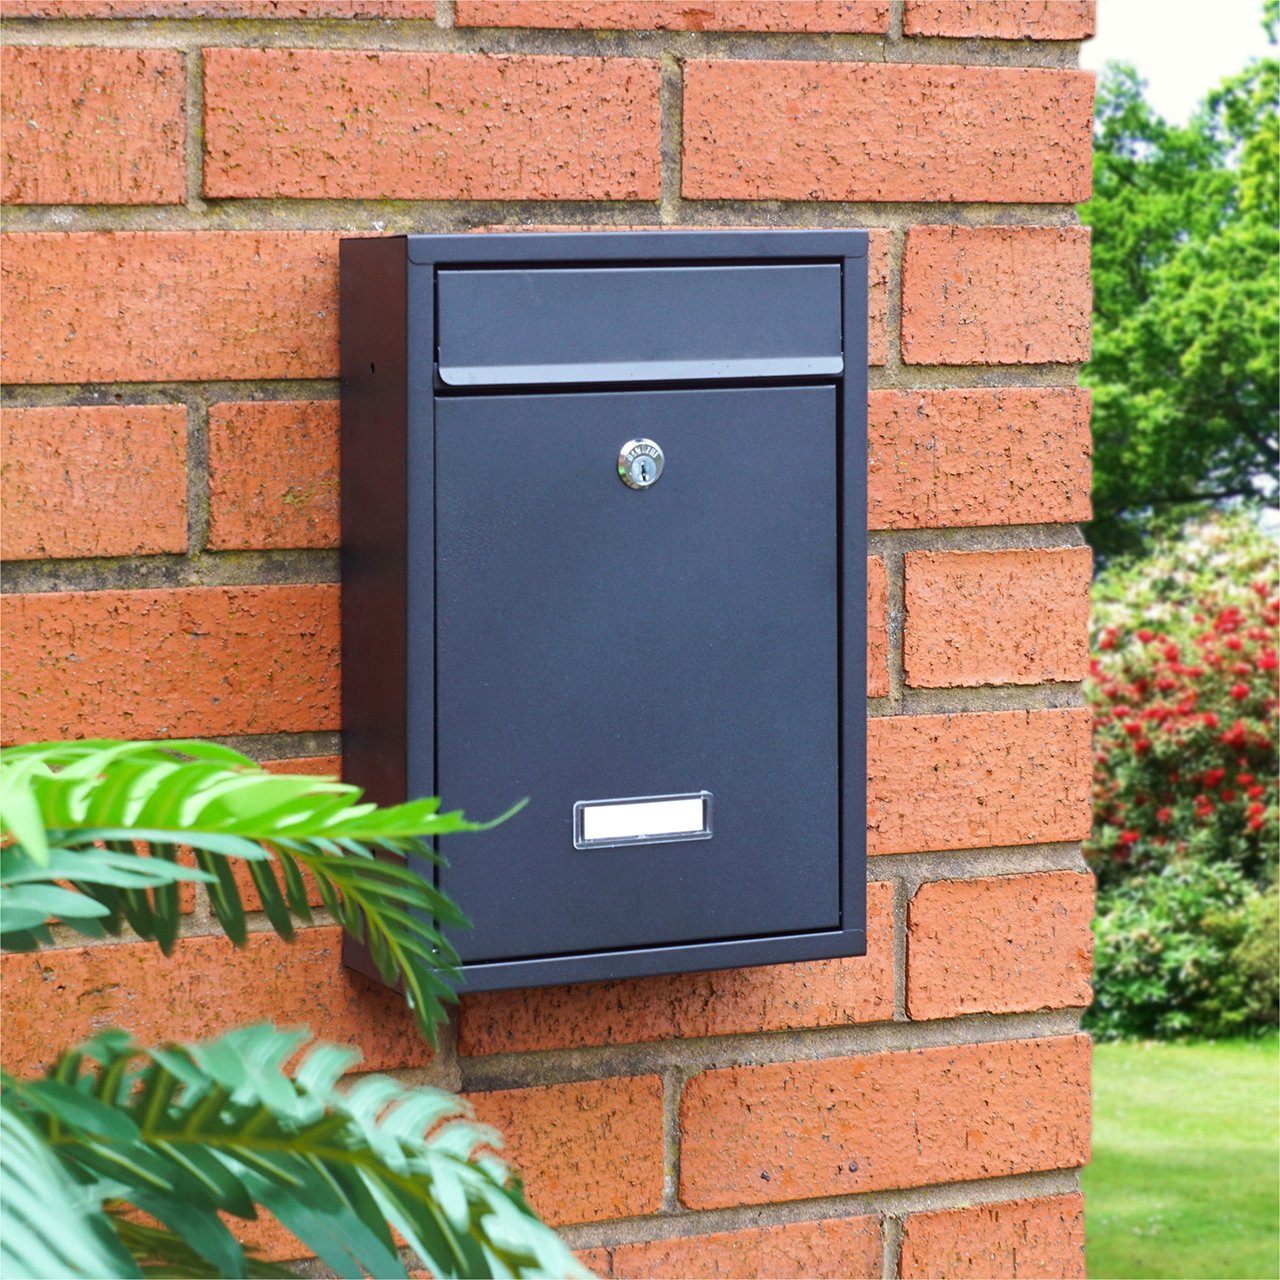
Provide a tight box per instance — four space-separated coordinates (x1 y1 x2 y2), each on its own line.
340 230 868 992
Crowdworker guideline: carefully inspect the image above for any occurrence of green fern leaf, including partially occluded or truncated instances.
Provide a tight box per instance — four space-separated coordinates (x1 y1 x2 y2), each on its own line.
4 1026 588 1280
0 741 519 1044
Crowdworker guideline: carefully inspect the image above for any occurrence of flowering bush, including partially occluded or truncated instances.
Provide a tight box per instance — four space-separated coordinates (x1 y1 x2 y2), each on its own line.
1088 512 1279 892
1086 512 1279 1039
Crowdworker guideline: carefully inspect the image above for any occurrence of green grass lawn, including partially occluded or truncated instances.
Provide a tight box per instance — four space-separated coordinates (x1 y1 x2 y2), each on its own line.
1084 1037 1280 1279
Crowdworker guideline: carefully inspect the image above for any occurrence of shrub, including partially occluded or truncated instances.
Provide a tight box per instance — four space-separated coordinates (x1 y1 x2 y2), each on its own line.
0 739 582 1279
1089 859 1276 1040
1230 884 1280 1028
1087 512 1279 893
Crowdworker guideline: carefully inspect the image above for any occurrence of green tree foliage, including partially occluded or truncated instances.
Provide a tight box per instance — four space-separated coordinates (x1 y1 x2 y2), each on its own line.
1081 23 1279 557
0 740 582 1279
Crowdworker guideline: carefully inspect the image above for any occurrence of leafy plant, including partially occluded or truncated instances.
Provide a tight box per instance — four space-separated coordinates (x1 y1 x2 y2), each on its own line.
1087 513 1279 893
1081 12 1279 558
0 739 583 1279
1089 859 1276 1041
1086 512 1279 1041
1231 886 1280 1028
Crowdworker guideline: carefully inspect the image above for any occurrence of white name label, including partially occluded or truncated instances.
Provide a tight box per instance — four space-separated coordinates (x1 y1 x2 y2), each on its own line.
574 793 713 849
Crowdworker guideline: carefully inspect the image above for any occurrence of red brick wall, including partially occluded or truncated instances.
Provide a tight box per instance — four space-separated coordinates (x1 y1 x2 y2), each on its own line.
0 3 1095 1276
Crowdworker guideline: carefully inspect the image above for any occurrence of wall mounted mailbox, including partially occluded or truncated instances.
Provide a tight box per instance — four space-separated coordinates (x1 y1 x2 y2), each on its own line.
340 230 868 992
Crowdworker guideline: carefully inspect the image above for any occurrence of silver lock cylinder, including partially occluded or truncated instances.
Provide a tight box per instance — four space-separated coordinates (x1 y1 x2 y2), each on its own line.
618 438 664 489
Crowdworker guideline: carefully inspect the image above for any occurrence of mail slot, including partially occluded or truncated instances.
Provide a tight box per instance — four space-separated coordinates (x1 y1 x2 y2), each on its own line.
340 230 868 991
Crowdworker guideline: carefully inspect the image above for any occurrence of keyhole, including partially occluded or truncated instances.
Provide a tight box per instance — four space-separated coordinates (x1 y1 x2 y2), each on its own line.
619 439 663 490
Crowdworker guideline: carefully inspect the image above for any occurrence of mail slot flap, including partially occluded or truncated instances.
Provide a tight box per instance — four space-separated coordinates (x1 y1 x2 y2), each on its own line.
436 263 843 387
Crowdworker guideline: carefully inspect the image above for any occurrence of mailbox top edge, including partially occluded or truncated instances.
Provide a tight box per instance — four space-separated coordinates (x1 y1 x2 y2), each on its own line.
349 227 871 267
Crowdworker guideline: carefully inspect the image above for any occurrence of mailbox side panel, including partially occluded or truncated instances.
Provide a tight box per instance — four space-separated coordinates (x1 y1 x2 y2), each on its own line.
339 236 410 981
340 236 408 809
841 250 870 950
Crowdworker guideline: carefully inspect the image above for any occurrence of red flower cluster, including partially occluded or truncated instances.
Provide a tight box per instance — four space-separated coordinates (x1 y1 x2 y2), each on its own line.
1088 572 1279 887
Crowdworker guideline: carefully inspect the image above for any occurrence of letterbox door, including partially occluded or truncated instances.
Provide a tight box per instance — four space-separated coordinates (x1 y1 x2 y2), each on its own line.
434 383 839 962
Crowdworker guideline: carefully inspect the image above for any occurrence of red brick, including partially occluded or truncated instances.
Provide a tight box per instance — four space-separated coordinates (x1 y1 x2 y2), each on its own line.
868 388 1092 530
0 232 336 385
208 401 338 551
867 708 1092 855
601 1216 883 1278
203 49 661 201
0 926 431 1078
867 556 889 698
681 1035 1090 1208
457 1 888 31
1 405 187 560
466 1077 664 1226
262 755 343 778
907 872 1094 1019
577 1248 614 1274
904 1 1095 40
1 584 339 743
867 228 890 366
683 62 1092 203
1 48 185 206
458 881 894 1056
221 1212 304 1265
899 1194 1086 1279
903 547 1092 688
901 226 1091 366
3 1 435 14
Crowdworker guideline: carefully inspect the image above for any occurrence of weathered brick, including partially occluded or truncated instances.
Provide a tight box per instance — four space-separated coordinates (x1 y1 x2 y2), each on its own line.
458 881 894 1056
681 1035 1090 1208
904 1 1095 40
3 1 435 14
466 1077 664 1226
899 1194 1087 1279
457 1 889 31
1 585 339 743
683 62 1091 203
0 232 336 385
221 1212 304 1265
903 547 1092 688
598 1216 883 1278
901 224 1090 366
867 388 1092 530
577 1248 614 1275
204 49 661 201
866 228 890 366
208 401 338 551
907 872 1094 1019
1 47 185 206
0 926 430 1078
262 755 343 778
867 556 889 698
1 405 187 560
901 226 1091 366
867 708 1092 855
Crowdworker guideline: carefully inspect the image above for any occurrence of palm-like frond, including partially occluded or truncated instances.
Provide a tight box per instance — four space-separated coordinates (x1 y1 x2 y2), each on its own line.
0 1100 138 1279
4 1024 587 1280
0 740 520 1041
